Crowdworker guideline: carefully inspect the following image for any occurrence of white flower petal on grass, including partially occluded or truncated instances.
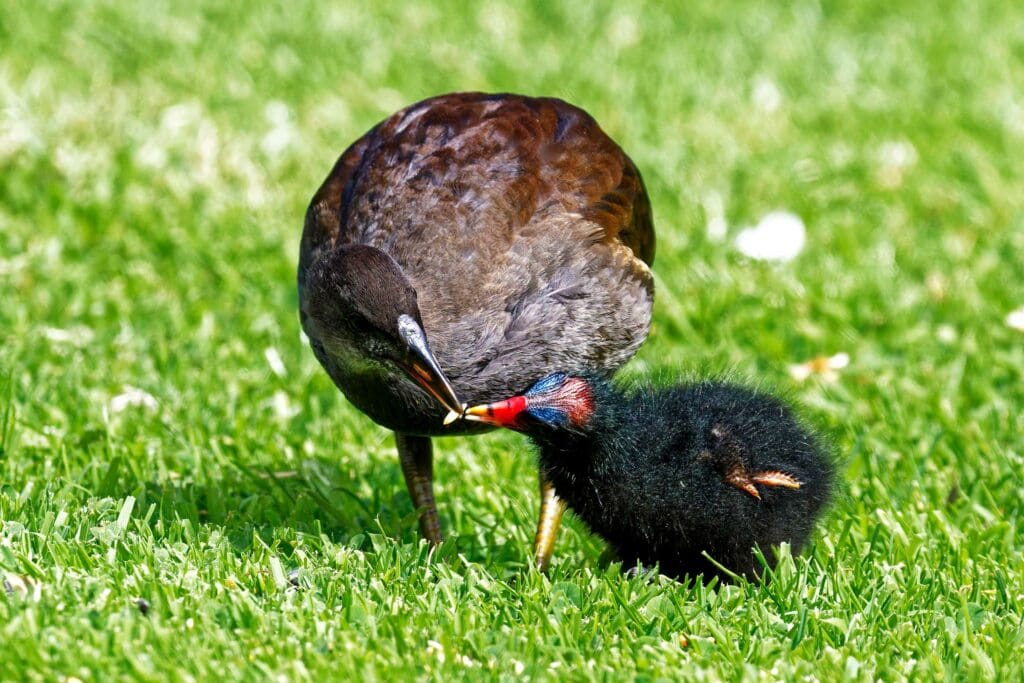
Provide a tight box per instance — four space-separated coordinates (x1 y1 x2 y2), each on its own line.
878 140 917 170
789 352 849 383
271 391 300 421
0 105 42 160
606 14 641 49
703 191 727 241
161 102 202 134
264 347 287 378
110 386 158 413
707 215 728 241
829 352 850 369
454 654 478 667
876 140 918 188
752 77 783 113
134 138 168 170
426 640 445 663
735 211 806 262
1007 307 1024 331
20 429 52 448
261 101 297 158
43 326 94 346
788 364 813 382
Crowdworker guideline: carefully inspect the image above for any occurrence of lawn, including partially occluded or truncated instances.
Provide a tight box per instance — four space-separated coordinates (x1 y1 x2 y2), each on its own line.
2 1 1023 680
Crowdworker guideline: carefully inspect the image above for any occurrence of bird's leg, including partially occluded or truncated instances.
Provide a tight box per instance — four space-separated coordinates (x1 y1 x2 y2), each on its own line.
533 475 566 572
395 433 443 545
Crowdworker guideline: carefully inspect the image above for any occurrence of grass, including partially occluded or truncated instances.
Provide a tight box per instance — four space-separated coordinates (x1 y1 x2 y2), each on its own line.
2 0 1023 679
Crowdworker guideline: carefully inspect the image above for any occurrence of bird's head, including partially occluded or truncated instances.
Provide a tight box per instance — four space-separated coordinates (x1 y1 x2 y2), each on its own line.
460 373 597 435
301 245 463 416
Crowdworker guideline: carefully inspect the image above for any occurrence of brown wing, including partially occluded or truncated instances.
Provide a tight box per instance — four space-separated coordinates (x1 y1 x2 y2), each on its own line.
526 96 656 268
298 93 654 293
586 153 656 267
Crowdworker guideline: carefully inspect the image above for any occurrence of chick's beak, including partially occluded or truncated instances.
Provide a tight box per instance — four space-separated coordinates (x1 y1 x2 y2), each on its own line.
461 395 529 430
396 315 463 417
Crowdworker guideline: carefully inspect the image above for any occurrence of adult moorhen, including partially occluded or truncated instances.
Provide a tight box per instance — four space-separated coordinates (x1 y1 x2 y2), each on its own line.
298 93 655 568
462 373 834 579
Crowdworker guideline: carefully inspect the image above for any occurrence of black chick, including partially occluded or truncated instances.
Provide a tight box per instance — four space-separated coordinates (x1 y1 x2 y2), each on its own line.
462 373 834 580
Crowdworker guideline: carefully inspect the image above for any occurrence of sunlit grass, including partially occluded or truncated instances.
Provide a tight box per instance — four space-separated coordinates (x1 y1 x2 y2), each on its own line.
2 0 1023 679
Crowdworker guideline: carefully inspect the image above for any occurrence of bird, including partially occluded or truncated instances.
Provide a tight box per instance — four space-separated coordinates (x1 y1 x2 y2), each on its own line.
298 92 655 568
461 373 835 579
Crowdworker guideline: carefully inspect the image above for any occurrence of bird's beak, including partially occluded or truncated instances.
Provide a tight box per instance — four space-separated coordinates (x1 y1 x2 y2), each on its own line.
396 315 464 418
461 395 529 430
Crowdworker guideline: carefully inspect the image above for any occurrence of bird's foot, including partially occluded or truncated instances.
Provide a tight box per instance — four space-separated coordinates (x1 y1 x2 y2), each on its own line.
418 509 445 546
725 464 801 500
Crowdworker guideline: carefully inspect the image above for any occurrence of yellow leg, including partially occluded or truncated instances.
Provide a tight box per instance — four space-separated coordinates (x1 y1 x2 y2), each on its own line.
396 433 443 545
533 475 566 572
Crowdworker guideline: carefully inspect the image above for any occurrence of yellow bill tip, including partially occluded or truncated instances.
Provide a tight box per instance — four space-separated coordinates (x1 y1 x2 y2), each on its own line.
461 404 488 422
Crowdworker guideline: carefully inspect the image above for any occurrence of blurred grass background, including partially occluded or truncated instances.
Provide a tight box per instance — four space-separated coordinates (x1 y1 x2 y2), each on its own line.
2 0 1023 680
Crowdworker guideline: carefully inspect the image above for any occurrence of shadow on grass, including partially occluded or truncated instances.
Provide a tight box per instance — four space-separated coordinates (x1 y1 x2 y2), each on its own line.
85 450 527 570
84 449 407 543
